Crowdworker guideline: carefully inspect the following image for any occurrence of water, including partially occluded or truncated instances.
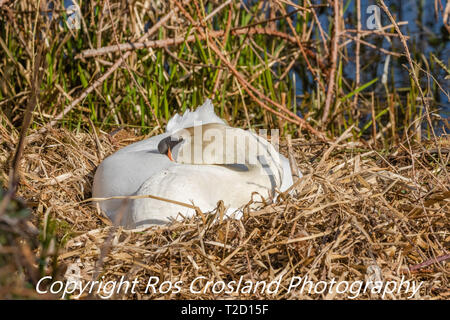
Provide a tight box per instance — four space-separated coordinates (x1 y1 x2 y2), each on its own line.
288 0 449 135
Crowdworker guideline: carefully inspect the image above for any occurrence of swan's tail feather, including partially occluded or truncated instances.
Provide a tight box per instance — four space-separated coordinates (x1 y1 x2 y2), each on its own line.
166 99 226 133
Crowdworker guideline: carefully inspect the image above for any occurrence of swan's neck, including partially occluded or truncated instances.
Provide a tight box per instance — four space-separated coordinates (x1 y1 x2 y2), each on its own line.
174 125 284 189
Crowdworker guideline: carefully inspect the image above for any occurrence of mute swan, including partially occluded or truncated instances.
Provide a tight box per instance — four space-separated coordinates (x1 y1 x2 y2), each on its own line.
92 99 300 229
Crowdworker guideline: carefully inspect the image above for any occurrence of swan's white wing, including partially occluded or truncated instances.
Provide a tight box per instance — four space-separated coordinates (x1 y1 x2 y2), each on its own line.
130 164 273 228
92 134 173 222
130 165 220 227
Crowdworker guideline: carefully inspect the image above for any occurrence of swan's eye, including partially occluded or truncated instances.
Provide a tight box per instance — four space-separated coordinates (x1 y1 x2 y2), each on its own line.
158 136 183 160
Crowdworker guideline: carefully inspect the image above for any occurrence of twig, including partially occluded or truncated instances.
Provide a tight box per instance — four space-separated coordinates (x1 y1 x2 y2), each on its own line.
275 1 326 92
306 0 329 53
83 194 200 212
407 254 450 272
345 20 409 37
321 0 339 124
340 34 402 57
354 0 361 112
211 1 233 99
318 124 354 167
204 0 232 22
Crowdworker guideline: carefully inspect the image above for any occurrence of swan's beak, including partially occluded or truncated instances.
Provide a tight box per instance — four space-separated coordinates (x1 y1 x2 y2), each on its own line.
167 148 174 161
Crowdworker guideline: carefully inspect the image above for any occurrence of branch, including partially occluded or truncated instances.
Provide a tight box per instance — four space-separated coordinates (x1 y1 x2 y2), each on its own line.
75 27 322 70
405 254 450 272
321 0 339 124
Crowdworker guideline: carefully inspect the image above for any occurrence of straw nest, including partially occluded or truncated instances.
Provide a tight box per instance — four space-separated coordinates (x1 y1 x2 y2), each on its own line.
1 127 448 300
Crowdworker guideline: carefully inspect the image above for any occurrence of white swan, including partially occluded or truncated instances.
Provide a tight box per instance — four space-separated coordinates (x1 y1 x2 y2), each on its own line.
92 99 299 229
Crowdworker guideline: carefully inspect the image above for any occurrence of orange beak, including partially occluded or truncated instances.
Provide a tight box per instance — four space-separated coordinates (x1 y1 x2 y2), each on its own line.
167 147 174 161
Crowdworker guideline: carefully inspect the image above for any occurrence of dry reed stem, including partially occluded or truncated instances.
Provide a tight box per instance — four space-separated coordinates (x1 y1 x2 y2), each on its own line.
354 0 361 112
321 0 339 124
275 0 326 93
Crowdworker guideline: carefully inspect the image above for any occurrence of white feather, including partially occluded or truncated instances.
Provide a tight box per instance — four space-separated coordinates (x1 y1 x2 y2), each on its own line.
166 99 226 133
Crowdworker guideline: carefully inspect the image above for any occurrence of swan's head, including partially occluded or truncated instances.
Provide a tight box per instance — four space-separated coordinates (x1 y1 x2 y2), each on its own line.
158 135 184 161
158 123 280 167
158 123 228 164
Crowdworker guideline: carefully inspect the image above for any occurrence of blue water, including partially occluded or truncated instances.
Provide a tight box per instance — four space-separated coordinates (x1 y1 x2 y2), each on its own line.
283 0 449 135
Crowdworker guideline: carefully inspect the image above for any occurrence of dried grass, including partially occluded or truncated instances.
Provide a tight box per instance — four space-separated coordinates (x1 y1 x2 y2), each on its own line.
1 126 448 300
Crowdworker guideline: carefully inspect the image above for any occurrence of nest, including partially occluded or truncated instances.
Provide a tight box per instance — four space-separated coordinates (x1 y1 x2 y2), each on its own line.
1 127 449 299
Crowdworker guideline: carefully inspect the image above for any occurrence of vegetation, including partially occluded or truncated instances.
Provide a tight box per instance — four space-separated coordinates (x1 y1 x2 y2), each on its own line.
0 0 448 299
